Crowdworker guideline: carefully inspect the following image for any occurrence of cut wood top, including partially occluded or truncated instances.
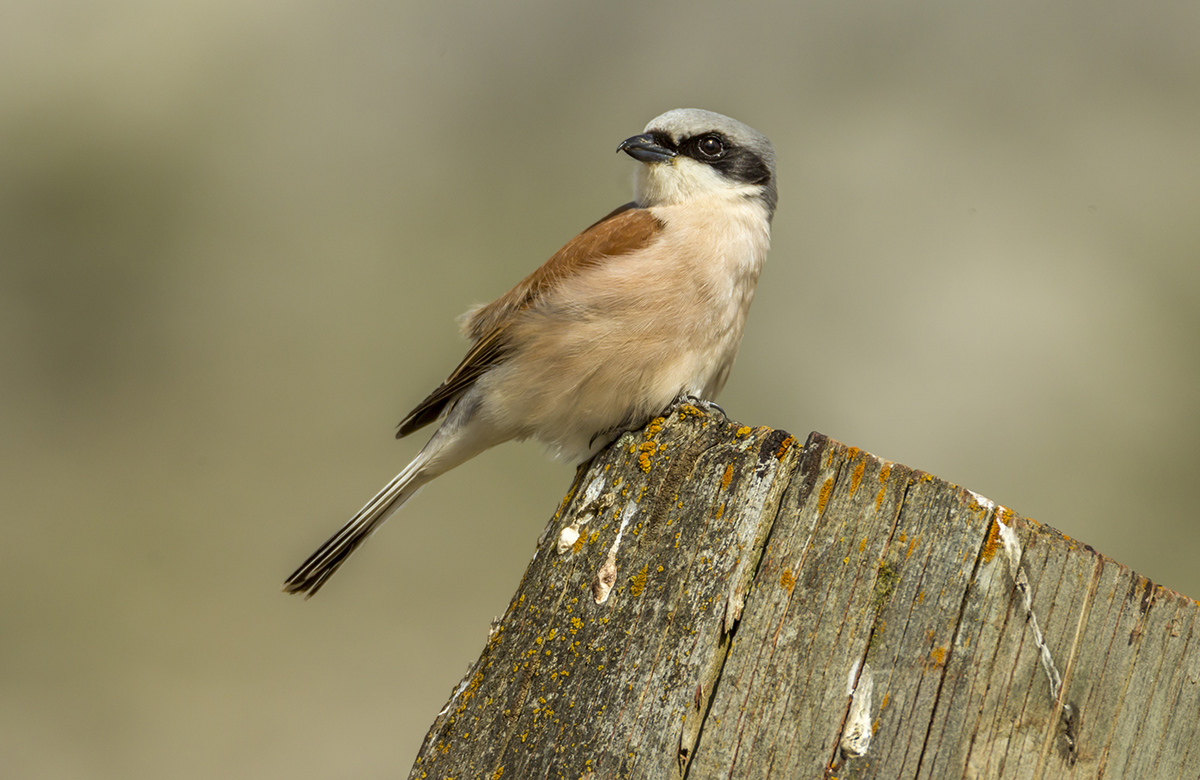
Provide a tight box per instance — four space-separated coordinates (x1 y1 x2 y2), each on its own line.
410 406 1199 780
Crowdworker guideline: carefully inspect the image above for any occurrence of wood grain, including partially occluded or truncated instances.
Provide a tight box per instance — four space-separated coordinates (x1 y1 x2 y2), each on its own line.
409 407 1200 779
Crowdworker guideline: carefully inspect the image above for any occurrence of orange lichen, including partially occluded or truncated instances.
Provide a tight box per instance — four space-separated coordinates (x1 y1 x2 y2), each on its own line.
928 646 947 668
817 477 834 515
776 435 796 460
721 463 734 490
780 569 795 593
980 519 1001 562
849 458 866 496
638 440 657 472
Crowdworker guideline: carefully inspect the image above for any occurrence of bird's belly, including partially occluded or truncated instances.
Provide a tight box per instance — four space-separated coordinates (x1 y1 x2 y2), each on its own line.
476 280 752 462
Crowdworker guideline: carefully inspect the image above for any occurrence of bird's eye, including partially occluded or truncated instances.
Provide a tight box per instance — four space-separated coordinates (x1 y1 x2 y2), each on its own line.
696 135 725 158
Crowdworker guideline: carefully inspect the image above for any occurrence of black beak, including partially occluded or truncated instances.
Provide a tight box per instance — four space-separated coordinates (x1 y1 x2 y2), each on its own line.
617 134 677 164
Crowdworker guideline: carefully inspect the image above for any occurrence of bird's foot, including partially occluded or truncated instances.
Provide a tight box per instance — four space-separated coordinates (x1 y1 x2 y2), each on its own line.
668 393 726 419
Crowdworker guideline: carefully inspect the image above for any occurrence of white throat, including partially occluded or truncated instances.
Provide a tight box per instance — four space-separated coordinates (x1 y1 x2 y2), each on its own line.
634 158 761 209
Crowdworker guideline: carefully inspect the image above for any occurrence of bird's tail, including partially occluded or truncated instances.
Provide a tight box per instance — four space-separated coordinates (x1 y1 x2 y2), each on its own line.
283 453 429 598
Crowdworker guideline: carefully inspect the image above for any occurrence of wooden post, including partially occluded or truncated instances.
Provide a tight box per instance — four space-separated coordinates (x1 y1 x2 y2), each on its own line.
408 405 1200 779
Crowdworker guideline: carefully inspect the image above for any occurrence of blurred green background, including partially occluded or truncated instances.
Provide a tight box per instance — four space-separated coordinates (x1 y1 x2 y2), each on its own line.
2 1 1197 777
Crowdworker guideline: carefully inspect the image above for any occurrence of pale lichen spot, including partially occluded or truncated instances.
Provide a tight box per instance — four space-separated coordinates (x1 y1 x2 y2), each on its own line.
557 525 580 555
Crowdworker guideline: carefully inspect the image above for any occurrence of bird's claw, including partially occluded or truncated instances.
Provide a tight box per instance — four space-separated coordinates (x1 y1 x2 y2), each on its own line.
670 393 726 418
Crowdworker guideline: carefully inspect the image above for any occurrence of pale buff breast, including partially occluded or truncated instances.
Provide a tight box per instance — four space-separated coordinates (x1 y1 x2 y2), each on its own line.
472 196 771 461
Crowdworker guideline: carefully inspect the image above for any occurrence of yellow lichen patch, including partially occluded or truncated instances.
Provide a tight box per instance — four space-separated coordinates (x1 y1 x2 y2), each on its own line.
736 425 752 437
630 565 648 597
849 457 866 496
881 692 890 709
776 435 796 460
572 534 586 554
456 671 486 713
780 569 795 593
928 645 947 669
858 539 868 553
676 403 703 418
906 536 917 560
721 463 734 490
492 767 505 779
715 503 725 520
817 477 834 515
645 417 665 437
874 464 892 511
638 440 657 472
980 519 1001 562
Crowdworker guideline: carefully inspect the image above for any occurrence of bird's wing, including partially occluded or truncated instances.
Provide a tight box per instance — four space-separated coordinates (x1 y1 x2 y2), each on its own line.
396 204 663 438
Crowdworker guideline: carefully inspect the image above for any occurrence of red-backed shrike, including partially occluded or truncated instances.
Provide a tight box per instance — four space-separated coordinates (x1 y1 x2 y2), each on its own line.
285 109 776 596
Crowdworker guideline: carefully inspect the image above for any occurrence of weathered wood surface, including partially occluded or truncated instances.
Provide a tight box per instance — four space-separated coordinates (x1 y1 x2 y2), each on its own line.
409 406 1200 779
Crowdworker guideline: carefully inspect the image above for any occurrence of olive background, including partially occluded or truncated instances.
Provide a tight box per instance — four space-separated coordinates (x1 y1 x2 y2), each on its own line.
2 2 1198 777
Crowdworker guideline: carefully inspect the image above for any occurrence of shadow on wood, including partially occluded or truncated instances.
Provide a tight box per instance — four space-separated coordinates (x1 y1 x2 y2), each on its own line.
409 406 1200 780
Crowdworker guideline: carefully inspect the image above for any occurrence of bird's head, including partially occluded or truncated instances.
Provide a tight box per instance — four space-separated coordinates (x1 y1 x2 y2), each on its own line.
618 108 776 220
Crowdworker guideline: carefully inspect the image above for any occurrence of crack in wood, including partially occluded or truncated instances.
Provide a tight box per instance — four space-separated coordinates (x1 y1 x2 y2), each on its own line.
679 442 802 779
913 498 1013 777
825 459 916 774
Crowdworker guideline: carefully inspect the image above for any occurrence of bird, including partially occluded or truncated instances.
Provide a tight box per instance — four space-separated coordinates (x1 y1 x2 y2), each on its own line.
283 108 777 597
